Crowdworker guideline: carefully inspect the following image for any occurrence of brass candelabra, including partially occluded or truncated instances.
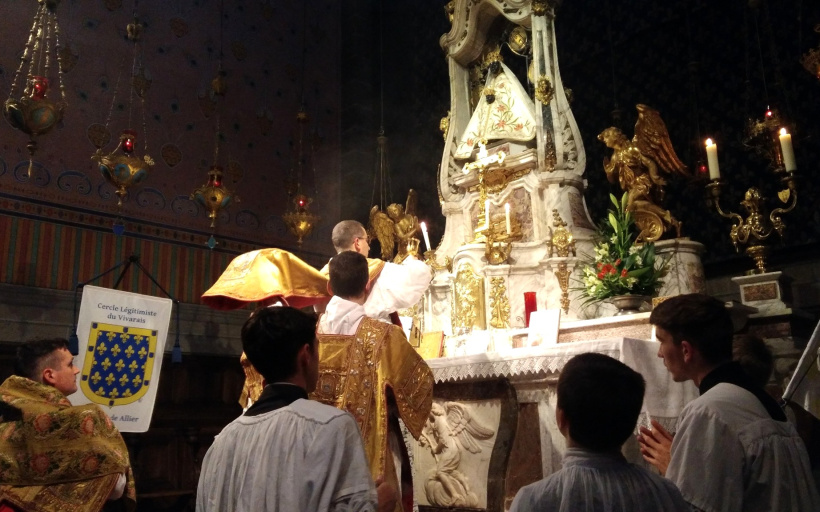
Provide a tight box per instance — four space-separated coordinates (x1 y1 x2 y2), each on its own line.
705 169 797 274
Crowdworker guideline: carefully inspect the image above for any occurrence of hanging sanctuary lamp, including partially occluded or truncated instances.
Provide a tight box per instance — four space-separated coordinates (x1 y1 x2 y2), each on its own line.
92 10 155 216
4 0 68 179
282 5 320 246
190 0 238 249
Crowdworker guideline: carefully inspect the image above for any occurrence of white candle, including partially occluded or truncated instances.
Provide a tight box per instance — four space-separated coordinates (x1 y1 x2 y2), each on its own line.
420 221 431 252
705 138 720 180
779 128 797 172
505 203 511 234
485 200 490 228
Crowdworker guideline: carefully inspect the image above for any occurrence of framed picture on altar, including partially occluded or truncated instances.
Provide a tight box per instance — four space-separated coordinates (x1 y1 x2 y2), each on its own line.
526 309 561 347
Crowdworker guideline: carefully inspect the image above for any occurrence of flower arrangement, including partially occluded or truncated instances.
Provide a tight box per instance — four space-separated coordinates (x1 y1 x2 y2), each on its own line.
579 193 666 304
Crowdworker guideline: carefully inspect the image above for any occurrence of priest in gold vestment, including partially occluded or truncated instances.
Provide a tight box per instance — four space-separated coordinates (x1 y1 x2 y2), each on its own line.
314 251 434 512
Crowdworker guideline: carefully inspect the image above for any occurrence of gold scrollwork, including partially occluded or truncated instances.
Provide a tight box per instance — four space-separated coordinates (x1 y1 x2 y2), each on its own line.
547 210 576 257
489 277 510 328
554 262 572 314
440 110 450 141
532 0 548 16
452 264 486 332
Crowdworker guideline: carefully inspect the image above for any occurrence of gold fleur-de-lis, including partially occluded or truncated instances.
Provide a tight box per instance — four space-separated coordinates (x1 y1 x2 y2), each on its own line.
128 360 138 373
125 346 135 358
111 344 121 356
95 387 105 396
121 334 130 343
101 358 112 370
96 342 107 355
119 374 129 386
110 388 119 398
91 371 102 384
105 373 115 385
138 347 148 359
123 389 133 397
134 335 144 344
115 359 125 372
106 331 117 341
132 375 143 387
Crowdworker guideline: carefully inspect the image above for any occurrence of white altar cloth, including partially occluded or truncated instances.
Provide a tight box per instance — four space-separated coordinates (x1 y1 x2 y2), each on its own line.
427 337 698 425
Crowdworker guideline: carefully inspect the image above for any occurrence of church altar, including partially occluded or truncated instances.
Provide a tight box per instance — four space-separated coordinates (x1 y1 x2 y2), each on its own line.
409 335 698 511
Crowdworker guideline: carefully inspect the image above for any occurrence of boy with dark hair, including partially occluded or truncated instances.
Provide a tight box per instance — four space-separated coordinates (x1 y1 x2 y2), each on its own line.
510 353 688 512
639 293 819 512
197 307 381 511
316 250 433 512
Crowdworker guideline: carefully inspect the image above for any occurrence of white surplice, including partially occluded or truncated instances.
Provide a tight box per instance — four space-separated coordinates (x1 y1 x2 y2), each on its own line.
363 258 432 323
196 399 377 512
509 448 689 512
667 382 820 512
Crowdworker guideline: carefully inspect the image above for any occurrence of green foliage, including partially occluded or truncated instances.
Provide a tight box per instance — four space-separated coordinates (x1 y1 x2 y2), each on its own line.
579 193 666 304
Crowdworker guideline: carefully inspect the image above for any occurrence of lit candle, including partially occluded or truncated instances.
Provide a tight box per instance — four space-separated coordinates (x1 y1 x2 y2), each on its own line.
779 128 797 172
420 221 431 252
705 138 720 180
485 200 490 228
505 203 511 234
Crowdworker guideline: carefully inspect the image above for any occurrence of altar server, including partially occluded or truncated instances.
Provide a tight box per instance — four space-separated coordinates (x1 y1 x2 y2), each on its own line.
510 353 688 512
639 293 820 512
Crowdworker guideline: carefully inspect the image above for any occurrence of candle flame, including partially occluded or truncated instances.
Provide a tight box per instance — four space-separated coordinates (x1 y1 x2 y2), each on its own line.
420 221 427 232
779 128 788 136
705 138 714 146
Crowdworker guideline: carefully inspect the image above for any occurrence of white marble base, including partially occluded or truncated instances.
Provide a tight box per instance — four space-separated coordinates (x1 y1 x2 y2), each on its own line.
732 271 790 316
656 238 706 297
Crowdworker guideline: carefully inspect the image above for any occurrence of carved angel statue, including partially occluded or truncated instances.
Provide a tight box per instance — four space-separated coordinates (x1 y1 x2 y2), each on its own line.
598 104 688 242
369 189 421 263
418 402 495 508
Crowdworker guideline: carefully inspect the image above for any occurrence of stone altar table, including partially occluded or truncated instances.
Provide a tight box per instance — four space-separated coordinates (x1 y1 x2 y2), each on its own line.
410 337 698 511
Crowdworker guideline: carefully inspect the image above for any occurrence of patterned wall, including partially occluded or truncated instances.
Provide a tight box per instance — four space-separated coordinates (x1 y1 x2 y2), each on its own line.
0 0 342 263
0 213 233 303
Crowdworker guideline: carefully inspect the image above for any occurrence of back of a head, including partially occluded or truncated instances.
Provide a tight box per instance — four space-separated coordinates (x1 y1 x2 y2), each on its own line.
558 352 646 452
733 334 774 388
329 250 369 299
241 307 317 383
14 338 69 382
650 293 734 365
331 220 365 253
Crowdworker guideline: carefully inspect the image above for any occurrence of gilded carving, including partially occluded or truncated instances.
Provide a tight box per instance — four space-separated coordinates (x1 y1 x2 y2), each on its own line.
489 277 510 328
554 262 571 314
452 264 486 332
547 210 576 257
598 104 688 242
535 75 554 104
532 0 548 17
440 110 451 141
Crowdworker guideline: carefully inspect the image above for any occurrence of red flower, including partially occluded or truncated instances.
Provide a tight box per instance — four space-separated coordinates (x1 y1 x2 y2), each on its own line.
515 123 523 130
615 258 621 266
596 262 603 269
30 454 50 475
609 268 616 275
81 415 96 436
81 455 100 474
33 413 52 433
621 269 628 277
496 120 507 128
597 272 605 279
496 105 507 112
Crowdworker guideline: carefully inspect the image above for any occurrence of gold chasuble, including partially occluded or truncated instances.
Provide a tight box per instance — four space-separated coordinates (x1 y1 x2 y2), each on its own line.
311 318 434 511
0 376 136 512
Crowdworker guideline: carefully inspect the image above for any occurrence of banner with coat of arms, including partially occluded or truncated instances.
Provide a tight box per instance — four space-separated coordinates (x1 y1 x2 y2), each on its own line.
69 285 173 432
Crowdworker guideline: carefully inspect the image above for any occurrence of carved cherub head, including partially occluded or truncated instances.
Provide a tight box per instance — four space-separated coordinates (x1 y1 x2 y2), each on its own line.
386 203 403 220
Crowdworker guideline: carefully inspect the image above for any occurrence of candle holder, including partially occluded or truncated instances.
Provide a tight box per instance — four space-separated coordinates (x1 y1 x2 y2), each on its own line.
423 250 452 272
484 213 523 265
705 172 797 274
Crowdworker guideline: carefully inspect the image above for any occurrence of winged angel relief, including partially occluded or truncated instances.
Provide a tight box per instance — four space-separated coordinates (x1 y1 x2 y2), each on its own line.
418 402 495 508
598 104 688 242
369 189 420 263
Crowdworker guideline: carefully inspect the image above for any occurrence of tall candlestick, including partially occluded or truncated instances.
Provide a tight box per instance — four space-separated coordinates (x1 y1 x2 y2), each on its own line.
420 221 431 252
485 200 490 228
705 138 720 180
779 128 797 172
505 203 511 234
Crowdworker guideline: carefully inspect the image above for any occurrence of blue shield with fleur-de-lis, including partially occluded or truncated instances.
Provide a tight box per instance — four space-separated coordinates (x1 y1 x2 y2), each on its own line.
80 322 157 407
